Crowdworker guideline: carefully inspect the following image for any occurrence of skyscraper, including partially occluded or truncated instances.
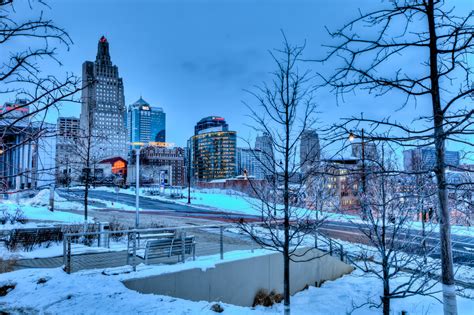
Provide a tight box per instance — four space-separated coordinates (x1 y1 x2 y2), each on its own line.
56 117 80 183
237 147 265 179
80 36 127 160
127 97 166 147
255 132 274 179
191 116 237 181
300 129 320 174
403 147 461 171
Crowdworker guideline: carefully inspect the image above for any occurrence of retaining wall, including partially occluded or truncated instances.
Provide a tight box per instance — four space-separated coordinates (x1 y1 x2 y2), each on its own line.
123 248 354 306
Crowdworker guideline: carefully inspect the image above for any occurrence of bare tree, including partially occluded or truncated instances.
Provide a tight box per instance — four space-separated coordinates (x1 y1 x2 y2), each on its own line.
338 144 440 315
239 36 332 315
0 0 81 193
67 109 108 221
318 1 473 313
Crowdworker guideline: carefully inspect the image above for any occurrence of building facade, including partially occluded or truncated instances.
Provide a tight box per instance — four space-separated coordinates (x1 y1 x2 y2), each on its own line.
191 116 237 181
403 147 461 171
0 119 56 192
127 146 186 186
237 147 265 179
55 117 81 185
254 132 274 179
300 129 320 174
80 36 127 160
127 97 166 148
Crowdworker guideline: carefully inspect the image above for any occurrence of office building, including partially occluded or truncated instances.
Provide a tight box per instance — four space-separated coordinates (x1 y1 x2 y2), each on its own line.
127 97 166 148
255 132 274 179
237 148 265 179
127 146 185 186
80 36 127 160
191 116 237 181
300 130 320 174
404 147 460 171
0 120 56 191
55 117 81 184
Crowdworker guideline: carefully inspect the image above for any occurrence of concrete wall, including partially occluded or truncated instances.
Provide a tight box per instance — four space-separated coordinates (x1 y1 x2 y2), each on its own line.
123 248 354 306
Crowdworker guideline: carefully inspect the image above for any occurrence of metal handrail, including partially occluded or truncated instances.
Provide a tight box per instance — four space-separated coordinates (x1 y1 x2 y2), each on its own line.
63 224 231 238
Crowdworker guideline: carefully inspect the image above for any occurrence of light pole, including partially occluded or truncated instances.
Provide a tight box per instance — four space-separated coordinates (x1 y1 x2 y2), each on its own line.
349 128 367 219
135 145 141 229
187 142 191 204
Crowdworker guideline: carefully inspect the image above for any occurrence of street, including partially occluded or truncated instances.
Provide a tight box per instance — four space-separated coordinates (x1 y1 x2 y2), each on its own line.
59 188 474 267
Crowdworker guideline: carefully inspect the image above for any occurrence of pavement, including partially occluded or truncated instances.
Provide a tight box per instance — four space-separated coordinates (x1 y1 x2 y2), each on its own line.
58 188 474 267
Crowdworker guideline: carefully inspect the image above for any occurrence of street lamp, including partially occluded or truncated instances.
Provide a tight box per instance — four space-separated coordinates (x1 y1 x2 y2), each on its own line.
349 128 367 219
187 141 191 204
130 142 146 230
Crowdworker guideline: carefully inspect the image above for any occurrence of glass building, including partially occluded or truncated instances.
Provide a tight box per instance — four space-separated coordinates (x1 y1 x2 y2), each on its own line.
191 116 236 181
127 97 166 148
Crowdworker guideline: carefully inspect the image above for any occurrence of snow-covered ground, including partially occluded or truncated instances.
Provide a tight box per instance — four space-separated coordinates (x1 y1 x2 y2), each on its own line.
0 249 472 314
0 190 88 226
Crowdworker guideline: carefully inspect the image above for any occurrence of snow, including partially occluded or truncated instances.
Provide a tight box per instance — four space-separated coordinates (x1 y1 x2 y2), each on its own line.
0 202 87 225
0 240 129 260
0 249 472 314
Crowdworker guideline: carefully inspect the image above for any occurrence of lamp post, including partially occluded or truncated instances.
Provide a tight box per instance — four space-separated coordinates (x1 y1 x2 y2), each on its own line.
349 128 367 219
187 139 191 204
135 146 140 229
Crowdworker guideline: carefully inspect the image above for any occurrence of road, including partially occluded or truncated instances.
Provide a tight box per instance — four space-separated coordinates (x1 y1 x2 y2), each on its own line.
59 188 259 222
59 188 474 267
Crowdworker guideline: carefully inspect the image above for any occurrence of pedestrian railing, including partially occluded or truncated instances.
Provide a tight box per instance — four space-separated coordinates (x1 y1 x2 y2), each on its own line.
62 223 352 274
62 224 259 273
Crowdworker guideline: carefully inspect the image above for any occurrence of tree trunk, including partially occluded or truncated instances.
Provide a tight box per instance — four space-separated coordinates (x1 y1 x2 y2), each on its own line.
427 1 457 314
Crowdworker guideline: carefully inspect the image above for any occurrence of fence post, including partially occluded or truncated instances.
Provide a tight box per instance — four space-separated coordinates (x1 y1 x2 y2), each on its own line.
65 236 72 274
340 244 344 261
181 230 186 263
314 230 318 249
132 231 137 272
63 236 67 266
126 232 130 265
329 239 333 256
251 225 254 253
220 226 224 260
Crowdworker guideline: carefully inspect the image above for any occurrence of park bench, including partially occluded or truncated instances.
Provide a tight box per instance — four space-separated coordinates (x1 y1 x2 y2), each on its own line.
7 227 63 251
144 235 196 264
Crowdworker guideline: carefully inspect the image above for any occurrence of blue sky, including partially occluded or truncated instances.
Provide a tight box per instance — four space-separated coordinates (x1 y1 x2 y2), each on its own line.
8 0 474 156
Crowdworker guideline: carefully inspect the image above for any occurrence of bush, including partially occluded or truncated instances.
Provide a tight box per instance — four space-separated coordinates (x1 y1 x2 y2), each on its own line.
0 207 28 225
0 209 8 225
62 223 99 246
252 289 284 307
108 217 126 241
10 208 28 224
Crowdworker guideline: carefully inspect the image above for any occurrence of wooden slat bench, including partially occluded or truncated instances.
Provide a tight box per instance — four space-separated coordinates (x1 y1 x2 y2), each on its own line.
144 235 196 264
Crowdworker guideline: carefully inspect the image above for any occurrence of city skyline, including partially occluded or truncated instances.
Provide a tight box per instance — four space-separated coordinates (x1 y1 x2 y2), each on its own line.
6 0 472 153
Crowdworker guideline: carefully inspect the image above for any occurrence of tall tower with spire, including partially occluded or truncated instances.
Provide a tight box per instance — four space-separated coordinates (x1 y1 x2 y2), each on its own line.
80 36 127 160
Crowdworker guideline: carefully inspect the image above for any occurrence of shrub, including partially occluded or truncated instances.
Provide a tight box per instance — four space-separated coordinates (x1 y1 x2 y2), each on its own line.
10 208 28 224
0 282 16 296
253 289 284 307
108 217 126 241
62 223 99 246
0 209 8 225
210 303 224 313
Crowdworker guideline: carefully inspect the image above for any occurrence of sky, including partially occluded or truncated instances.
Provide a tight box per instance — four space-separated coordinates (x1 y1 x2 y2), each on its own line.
7 0 474 156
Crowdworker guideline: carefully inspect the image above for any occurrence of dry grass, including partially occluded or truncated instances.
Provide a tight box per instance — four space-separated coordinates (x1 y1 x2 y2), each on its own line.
252 289 284 307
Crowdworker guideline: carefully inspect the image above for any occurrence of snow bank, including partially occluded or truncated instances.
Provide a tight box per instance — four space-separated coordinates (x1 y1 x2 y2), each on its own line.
0 254 472 314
